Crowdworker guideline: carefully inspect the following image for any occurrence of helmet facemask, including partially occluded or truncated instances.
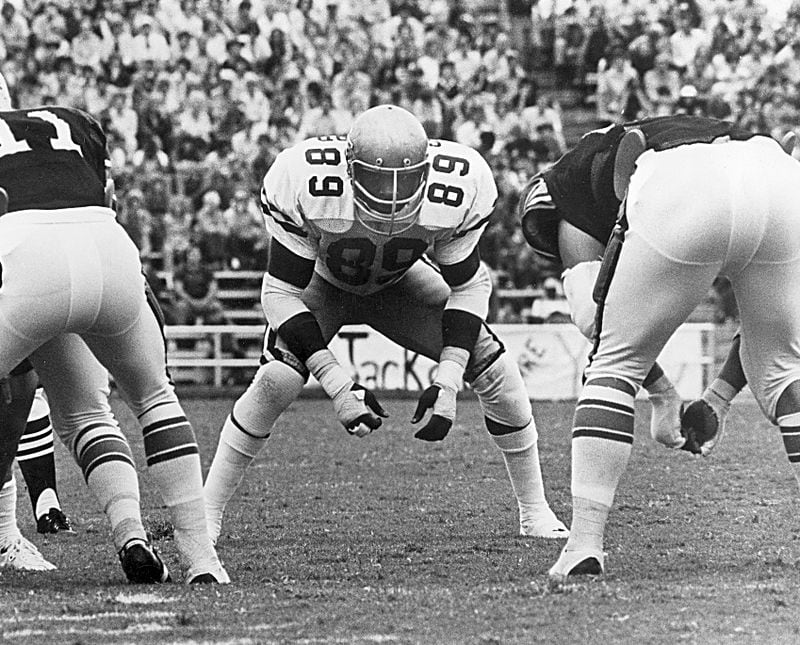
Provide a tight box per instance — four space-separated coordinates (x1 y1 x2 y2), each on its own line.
348 150 429 235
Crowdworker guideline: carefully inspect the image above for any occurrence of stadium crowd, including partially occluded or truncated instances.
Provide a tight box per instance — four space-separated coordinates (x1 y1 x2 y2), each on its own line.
1 0 798 321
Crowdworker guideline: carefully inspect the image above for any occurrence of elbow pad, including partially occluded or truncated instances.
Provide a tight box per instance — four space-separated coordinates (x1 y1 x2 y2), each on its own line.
561 260 601 339
445 261 492 320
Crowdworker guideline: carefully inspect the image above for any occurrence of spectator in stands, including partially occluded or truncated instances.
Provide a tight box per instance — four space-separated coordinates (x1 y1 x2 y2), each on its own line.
175 89 213 161
295 92 349 140
553 5 585 90
131 15 171 67
1 2 30 56
224 189 268 271
105 88 139 156
448 31 482 85
70 16 103 69
171 29 202 66
239 71 271 126
201 16 231 67
172 245 229 326
519 92 566 158
454 99 489 150
413 85 445 139
669 8 709 77
627 21 667 80
595 45 642 124
581 5 611 84
193 190 228 270
643 52 681 116
118 188 153 259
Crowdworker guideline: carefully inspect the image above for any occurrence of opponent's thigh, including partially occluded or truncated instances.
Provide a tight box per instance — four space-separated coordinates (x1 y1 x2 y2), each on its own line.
732 259 800 422
29 334 115 447
81 298 172 409
587 231 721 385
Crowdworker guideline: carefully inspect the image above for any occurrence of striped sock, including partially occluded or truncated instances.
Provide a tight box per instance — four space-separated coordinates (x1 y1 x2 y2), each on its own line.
567 376 636 553
778 411 800 489
73 421 146 550
139 401 219 571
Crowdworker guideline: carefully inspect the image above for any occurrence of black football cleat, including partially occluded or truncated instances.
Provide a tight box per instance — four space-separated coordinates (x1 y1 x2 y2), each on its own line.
118 539 171 583
37 508 76 535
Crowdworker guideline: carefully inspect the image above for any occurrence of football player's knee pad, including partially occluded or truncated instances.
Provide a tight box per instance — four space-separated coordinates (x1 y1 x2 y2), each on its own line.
264 345 310 381
469 351 533 431
231 356 306 437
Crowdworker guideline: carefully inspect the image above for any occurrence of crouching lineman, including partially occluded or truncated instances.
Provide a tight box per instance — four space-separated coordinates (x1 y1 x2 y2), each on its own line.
519 113 800 579
0 76 227 583
204 105 568 544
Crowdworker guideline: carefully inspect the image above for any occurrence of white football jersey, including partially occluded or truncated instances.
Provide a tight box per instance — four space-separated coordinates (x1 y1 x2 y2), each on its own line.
261 135 498 295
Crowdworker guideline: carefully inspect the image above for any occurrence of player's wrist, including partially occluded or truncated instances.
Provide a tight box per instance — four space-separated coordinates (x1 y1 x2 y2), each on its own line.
435 348 468 392
306 349 352 400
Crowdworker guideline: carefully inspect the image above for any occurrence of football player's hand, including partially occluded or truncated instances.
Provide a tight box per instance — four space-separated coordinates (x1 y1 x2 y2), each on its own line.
332 383 388 437
410 382 457 441
680 389 729 456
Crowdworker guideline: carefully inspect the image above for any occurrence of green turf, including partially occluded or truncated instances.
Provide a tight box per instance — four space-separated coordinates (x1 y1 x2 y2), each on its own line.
2 394 799 644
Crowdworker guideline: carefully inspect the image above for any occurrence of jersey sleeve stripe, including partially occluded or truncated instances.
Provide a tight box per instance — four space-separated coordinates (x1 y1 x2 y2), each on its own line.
523 179 556 212
453 213 492 239
261 193 308 238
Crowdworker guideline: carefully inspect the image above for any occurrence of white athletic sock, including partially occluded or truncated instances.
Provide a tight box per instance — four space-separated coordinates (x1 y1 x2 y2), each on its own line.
563 496 610 554
34 488 60 519
205 361 304 541
0 477 19 542
490 419 548 518
204 415 269 520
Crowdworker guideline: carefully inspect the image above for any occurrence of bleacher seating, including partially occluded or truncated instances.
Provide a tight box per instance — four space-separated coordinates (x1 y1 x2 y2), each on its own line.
214 270 265 324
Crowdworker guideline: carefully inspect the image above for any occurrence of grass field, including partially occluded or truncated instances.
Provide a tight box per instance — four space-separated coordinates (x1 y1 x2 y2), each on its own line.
2 392 800 644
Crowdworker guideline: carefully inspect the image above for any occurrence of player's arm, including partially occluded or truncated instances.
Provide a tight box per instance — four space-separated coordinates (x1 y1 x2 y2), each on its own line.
412 154 496 441
260 156 387 437
681 331 746 456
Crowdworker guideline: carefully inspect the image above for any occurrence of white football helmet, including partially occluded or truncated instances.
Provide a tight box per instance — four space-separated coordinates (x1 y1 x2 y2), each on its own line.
346 105 429 235
0 72 11 111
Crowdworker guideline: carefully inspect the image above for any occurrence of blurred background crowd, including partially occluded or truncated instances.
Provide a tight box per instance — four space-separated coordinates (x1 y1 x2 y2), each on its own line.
1 0 795 323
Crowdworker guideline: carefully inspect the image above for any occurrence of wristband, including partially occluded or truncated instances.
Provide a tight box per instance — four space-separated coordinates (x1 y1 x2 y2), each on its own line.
435 346 469 390
306 349 352 400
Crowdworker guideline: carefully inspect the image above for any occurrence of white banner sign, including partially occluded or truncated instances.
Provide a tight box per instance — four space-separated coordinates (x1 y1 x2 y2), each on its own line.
320 323 716 400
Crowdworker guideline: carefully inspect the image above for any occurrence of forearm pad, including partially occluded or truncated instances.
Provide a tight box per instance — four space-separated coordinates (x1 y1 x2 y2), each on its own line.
562 260 601 339
306 349 352 401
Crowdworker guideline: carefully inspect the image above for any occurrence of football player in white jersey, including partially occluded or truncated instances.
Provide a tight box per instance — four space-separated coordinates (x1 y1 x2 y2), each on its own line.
0 74 227 583
204 105 568 545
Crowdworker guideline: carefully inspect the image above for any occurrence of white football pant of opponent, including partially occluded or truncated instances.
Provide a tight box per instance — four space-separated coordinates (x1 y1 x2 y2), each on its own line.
0 189 227 583
551 136 800 578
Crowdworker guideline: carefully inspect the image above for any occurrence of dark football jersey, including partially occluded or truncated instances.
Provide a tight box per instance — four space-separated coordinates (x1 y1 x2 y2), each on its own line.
540 115 761 251
0 106 107 212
